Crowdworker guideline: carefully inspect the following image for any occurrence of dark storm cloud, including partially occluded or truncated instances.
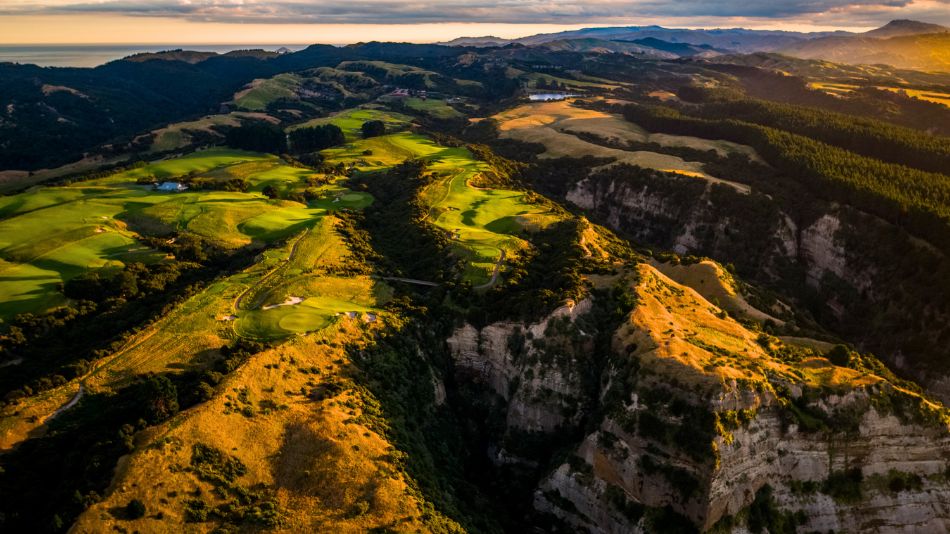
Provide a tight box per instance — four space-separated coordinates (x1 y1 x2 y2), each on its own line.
2 0 946 25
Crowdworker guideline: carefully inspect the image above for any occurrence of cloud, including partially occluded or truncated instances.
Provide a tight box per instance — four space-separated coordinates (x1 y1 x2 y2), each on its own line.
1 0 947 27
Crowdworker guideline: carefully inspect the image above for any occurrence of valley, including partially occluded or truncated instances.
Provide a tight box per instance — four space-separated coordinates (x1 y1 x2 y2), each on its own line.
1 17 949 534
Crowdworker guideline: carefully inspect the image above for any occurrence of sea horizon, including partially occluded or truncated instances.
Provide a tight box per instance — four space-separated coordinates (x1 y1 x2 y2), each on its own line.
0 44 310 68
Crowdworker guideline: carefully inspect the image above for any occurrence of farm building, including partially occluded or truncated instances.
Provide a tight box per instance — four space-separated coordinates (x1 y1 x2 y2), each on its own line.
155 181 188 192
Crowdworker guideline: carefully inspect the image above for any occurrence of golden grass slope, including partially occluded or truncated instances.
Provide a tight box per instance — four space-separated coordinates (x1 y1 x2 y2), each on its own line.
73 319 448 533
492 100 754 193
649 259 785 325
615 264 881 393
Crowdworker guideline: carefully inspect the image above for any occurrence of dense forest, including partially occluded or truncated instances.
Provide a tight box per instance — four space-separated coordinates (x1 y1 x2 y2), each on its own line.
676 86 950 174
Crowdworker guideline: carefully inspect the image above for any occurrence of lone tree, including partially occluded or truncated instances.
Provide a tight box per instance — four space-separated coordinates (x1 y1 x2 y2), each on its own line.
361 120 386 139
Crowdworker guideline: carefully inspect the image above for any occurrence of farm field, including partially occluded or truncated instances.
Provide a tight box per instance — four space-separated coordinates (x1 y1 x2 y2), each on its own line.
337 60 441 88
390 97 463 119
496 99 761 159
523 71 622 90
0 148 371 319
493 99 754 192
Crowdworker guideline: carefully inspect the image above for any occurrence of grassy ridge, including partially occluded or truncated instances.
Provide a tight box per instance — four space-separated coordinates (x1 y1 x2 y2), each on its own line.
322 129 560 284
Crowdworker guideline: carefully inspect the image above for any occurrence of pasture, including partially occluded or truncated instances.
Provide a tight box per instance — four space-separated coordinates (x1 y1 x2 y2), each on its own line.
147 112 278 153
392 97 463 119
808 81 950 108
291 107 412 141
233 73 303 111
493 99 754 192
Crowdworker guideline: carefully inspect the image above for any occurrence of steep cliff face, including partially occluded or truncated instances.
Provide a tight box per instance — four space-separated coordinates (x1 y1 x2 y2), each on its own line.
538 394 950 533
447 299 595 447
452 262 950 532
564 168 950 405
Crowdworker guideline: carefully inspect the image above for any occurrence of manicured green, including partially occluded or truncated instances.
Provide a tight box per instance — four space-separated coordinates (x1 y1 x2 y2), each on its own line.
0 148 374 319
322 132 559 284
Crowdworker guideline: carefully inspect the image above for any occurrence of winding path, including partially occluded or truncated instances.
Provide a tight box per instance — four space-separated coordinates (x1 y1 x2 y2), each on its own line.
474 250 506 290
376 276 440 287
50 385 84 420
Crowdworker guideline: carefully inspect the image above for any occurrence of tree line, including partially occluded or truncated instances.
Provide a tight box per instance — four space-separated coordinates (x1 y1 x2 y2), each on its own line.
677 88 950 175
621 103 950 253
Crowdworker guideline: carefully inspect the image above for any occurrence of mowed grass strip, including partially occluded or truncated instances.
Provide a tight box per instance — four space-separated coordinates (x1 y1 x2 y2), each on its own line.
0 148 372 318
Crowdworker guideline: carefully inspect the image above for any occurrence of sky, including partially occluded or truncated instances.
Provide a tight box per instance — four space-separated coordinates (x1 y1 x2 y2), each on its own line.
0 0 947 44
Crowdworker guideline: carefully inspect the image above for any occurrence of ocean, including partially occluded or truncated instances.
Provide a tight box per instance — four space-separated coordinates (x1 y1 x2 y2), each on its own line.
0 44 308 68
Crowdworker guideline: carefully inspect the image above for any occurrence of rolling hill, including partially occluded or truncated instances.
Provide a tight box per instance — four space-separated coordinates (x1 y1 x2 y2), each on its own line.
781 31 950 72
1 33 950 534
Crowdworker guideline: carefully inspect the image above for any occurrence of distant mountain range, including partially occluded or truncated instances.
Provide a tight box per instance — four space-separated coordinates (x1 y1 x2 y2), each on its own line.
782 22 950 72
440 25 848 52
441 19 950 72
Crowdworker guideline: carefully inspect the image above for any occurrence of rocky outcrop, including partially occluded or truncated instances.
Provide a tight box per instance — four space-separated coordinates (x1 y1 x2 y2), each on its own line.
455 262 950 533
537 388 950 533
563 167 950 409
447 299 594 436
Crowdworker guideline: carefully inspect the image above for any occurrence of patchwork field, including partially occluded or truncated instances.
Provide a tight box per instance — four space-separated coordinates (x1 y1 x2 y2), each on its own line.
493 99 754 192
